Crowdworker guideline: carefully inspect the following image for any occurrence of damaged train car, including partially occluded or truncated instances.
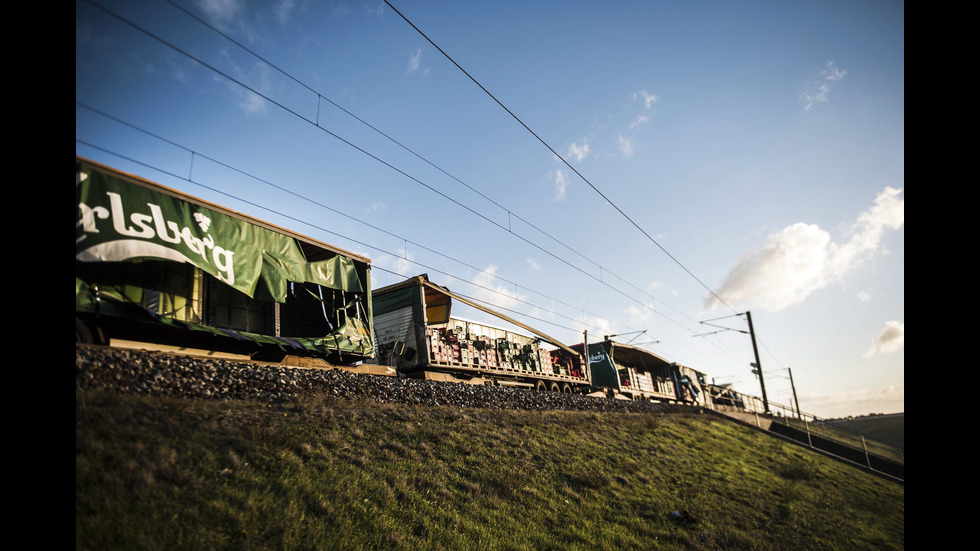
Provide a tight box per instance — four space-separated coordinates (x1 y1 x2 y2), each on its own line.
576 340 712 406
372 274 590 392
75 157 374 364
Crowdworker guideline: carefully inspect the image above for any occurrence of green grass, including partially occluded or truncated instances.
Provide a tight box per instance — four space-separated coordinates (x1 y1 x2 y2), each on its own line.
76 390 904 550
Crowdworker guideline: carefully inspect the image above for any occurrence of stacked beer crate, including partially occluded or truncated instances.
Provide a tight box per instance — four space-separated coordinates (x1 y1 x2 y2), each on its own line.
424 319 572 377
446 328 494 367
426 327 457 364
496 342 527 372
459 332 476 366
495 338 515 370
521 344 542 372
471 335 501 368
550 352 576 377
486 339 498 368
636 370 656 393
537 348 554 374
505 342 525 371
621 368 645 390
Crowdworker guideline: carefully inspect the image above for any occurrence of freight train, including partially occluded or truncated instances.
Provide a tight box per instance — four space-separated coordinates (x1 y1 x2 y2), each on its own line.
75 156 759 411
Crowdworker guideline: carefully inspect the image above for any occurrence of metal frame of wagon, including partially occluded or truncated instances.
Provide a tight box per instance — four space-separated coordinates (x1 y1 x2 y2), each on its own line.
372 274 591 392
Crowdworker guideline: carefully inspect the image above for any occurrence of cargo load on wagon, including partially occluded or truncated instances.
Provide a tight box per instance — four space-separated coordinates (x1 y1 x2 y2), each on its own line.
372 274 589 392
576 340 711 405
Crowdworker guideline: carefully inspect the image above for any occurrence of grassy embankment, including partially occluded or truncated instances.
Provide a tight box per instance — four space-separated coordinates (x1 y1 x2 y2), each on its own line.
76 390 904 550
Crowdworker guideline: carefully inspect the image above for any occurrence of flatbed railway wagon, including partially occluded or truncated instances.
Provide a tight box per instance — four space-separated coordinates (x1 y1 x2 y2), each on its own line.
75 156 375 365
575 340 712 406
372 275 590 392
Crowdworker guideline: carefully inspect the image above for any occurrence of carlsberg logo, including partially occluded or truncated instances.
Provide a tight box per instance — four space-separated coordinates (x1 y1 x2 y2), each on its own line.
78 191 236 285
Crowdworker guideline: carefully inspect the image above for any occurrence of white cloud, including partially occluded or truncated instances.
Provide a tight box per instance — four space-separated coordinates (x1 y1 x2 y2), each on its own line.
633 90 658 110
803 60 847 110
471 265 527 312
802 385 904 418
626 304 655 326
617 134 634 157
240 90 267 114
550 169 568 201
707 187 904 312
857 290 872 302
572 314 614 342
863 320 904 357
373 245 416 278
407 47 422 73
526 257 541 271
823 61 847 82
215 58 272 114
197 0 244 27
274 0 296 25
629 114 649 130
567 139 591 162
618 90 658 154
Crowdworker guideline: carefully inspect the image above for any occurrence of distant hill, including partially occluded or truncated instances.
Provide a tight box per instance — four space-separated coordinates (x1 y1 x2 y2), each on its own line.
822 413 904 448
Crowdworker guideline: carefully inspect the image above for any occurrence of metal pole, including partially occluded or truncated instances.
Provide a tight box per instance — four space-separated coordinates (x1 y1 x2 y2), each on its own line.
745 311 770 414
583 330 590 383
788 367 801 420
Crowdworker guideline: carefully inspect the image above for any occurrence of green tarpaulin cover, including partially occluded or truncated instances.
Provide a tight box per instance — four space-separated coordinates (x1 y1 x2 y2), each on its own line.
587 343 620 390
76 163 364 302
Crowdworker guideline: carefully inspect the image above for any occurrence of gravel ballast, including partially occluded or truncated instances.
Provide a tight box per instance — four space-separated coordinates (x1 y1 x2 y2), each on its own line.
76 345 695 414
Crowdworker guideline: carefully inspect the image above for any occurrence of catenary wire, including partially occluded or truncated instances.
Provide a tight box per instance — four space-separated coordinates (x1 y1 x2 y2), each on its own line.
79 0 702 336
78 0 764 374
75 102 634 335
383 0 736 314
76 135 616 338
156 0 695 324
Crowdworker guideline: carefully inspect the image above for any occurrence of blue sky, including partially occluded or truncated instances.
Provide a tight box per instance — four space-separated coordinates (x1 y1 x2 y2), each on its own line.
76 0 904 419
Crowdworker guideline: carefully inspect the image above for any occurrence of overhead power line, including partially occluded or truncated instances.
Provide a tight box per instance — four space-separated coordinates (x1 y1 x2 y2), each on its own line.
157 0 692 324
80 0 702 334
78 0 754 371
77 133 617 338
383 0 736 314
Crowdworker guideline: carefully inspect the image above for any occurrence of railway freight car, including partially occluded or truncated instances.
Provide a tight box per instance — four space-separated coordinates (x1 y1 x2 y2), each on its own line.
706 383 767 414
75 157 375 365
372 275 589 392
574 340 712 406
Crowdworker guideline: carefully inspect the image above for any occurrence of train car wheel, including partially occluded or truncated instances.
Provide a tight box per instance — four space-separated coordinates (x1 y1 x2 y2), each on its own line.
76 319 105 345
562 384 572 394
75 319 93 344
549 382 560 393
535 380 548 393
